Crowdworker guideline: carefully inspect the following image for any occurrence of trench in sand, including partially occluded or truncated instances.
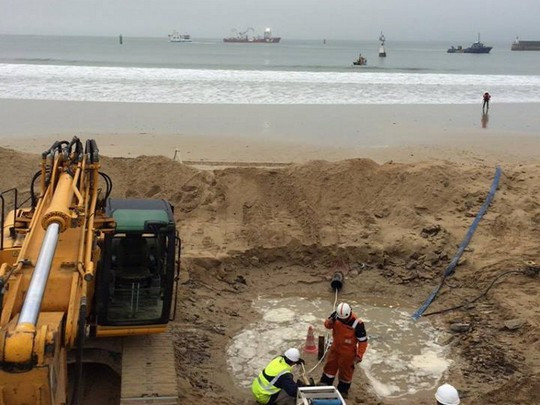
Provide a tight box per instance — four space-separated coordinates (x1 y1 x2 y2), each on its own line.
227 296 450 400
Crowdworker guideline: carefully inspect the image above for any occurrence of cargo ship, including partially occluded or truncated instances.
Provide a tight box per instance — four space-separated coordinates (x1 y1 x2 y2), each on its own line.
512 37 540 51
223 27 281 43
168 31 191 42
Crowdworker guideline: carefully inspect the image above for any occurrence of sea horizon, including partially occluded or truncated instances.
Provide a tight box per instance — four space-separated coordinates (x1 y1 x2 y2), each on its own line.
0 32 530 44
1 34 540 105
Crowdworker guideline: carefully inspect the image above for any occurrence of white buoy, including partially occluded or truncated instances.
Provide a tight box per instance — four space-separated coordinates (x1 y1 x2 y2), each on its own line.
379 31 387 57
173 148 183 163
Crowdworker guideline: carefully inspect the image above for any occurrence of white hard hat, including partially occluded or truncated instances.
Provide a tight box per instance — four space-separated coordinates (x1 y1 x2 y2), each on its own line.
435 383 460 405
284 348 300 363
336 303 352 319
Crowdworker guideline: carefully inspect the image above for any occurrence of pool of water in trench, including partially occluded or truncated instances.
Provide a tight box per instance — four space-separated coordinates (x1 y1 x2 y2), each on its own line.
227 296 450 399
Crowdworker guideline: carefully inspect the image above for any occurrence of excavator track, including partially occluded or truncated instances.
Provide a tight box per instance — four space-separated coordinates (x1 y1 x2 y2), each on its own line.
120 332 178 404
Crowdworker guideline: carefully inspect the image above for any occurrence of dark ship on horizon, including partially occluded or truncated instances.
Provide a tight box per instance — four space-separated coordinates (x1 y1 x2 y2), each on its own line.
447 45 464 53
463 33 492 53
448 34 492 54
223 27 281 43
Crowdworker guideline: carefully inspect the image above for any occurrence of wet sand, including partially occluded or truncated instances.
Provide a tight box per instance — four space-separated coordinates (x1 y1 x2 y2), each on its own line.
0 99 539 403
1 99 539 165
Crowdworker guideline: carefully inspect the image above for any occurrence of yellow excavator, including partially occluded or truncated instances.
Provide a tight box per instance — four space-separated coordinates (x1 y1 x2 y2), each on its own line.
0 138 180 404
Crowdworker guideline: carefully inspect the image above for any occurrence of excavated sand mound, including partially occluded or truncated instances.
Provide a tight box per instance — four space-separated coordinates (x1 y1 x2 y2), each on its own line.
1 148 538 404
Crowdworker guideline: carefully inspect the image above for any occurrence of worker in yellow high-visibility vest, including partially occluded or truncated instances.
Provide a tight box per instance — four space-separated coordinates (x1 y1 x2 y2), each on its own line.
251 348 305 404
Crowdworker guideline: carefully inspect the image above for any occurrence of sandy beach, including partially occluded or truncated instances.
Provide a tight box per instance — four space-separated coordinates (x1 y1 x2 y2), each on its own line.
0 97 539 404
2 3 540 399
1 99 540 165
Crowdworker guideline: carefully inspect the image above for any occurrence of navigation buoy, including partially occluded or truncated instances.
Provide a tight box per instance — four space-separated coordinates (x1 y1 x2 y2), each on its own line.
379 31 387 57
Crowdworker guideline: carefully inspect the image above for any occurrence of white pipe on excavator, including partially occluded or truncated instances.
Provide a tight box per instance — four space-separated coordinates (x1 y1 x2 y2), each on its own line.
17 222 61 325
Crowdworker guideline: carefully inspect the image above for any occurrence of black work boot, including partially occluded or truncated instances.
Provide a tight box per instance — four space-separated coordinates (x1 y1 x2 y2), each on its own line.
337 381 351 398
319 373 335 386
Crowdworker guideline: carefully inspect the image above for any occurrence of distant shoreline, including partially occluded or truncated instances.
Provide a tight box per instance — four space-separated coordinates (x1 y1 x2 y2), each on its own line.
0 34 530 45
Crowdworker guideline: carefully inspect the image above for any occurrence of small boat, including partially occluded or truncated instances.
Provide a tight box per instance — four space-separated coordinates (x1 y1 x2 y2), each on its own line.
353 53 367 66
168 31 192 42
447 45 464 53
463 33 492 54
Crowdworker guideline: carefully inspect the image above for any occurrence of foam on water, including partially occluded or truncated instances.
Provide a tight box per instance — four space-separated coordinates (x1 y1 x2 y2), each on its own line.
263 308 296 323
227 297 450 399
2 63 540 104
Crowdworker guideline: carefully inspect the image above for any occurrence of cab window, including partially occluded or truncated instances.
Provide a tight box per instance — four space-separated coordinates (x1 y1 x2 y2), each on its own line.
105 233 168 323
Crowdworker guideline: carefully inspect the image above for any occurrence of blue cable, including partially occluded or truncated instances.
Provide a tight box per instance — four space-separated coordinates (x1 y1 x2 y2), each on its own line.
412 165 502 320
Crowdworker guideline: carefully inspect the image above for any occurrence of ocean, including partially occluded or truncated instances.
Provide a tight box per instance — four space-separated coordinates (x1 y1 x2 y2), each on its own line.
1 35 540 105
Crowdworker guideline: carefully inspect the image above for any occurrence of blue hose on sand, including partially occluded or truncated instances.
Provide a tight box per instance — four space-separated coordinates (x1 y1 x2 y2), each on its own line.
412 166 502 320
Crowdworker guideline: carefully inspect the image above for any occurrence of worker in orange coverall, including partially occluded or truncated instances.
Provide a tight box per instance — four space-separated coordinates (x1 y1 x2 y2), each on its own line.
319 302 368 398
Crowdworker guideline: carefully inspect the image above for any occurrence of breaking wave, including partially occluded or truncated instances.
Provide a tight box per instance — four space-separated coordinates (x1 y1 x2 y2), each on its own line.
2 63 540 104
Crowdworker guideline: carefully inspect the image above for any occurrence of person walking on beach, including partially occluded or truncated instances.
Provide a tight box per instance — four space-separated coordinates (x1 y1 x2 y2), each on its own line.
319 302 368 398
482 91 491 111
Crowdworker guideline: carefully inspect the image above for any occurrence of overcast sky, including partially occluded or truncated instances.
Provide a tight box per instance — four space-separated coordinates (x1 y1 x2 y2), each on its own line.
1 0 540 42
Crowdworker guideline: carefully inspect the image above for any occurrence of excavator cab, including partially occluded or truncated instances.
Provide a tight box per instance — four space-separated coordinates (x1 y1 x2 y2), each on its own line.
95 198 179 329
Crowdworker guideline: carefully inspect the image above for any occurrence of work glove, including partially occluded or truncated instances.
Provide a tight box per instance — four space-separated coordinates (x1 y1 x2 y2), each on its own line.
355 356 363 364
296 358 305 366
296 379 305 387
328 311 337 321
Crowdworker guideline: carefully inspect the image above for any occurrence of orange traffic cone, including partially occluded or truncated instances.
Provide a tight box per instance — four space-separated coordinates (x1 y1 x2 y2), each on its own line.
303 326 318 354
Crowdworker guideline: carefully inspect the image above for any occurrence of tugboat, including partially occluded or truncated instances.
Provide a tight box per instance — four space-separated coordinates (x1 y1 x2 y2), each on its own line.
463 33 492 53
168 31 192 42
353 53 367 66
447 45 464 53
378 32 387 57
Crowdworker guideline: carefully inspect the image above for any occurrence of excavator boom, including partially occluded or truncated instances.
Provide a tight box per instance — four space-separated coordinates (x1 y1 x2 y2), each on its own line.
0 138 180 405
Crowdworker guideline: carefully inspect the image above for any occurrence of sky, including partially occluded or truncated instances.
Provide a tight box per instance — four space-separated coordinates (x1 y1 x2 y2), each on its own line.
1 0 540 42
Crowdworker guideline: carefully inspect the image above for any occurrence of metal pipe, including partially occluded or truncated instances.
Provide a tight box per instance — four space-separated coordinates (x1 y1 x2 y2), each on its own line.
0 194 4 251
17 222 60 325
83 168 99 273
71 166 83 207
330 271 344 291
15 182 53 266
76 181 90 277
40 158 46 198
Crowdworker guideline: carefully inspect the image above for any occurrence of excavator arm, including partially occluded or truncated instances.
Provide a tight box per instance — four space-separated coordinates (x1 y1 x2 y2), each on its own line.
0 138 113 404
0 137 180 405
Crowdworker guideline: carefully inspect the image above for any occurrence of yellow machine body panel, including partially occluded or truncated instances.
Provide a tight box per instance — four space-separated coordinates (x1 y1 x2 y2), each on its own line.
0 213 22 269
0 313 66 405
0 367 55 405
95 324 167 337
